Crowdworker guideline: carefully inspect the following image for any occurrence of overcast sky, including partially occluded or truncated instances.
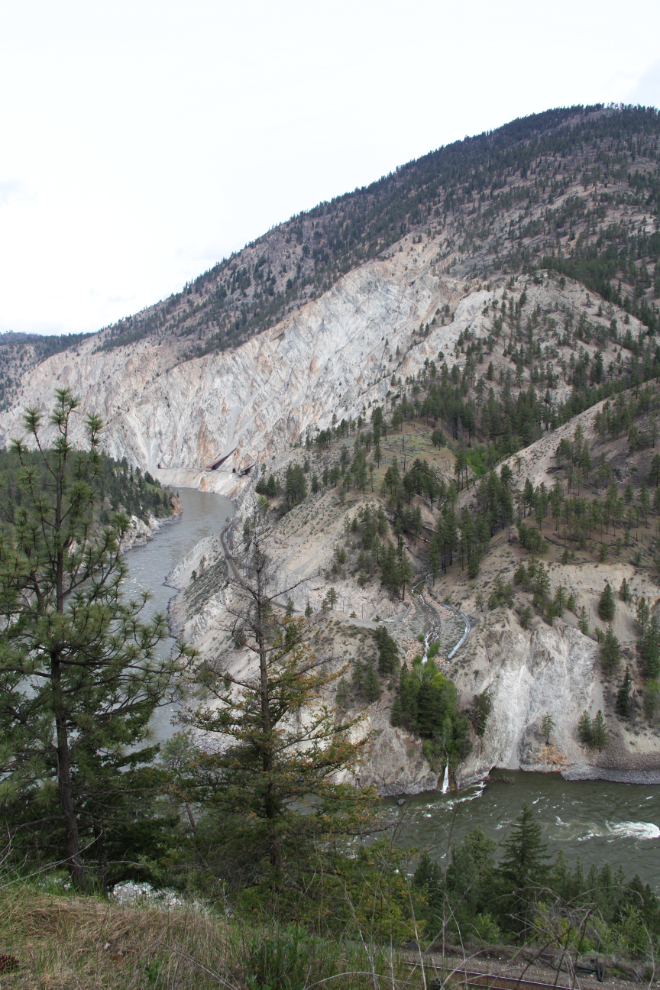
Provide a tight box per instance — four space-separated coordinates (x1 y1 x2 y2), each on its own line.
1 0 659 337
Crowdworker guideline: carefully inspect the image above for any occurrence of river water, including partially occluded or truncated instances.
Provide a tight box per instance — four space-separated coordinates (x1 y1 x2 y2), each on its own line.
391 771 660 890
122 487 235 741
125 489 660 889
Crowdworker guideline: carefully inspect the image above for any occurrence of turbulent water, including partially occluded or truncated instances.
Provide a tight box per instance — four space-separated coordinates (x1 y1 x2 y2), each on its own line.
123 487 235 741
390 771 660 890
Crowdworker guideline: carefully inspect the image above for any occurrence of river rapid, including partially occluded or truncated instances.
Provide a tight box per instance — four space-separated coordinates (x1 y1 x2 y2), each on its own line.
126 489 660 889
391 771 660 891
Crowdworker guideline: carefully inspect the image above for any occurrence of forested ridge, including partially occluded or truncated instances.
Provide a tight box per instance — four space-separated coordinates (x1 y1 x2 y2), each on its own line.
95 104 660 357
4 104 660 407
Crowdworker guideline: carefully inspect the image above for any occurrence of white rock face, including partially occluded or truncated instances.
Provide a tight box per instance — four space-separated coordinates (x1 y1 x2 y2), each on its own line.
453 611 601 785
0 259 467 491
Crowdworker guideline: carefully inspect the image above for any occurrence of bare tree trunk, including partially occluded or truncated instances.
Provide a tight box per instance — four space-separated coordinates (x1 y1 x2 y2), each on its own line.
53 655 85 890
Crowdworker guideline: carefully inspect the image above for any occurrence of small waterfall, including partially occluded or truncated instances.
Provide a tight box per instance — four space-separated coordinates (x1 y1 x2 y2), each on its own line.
441 759 449 794
421 629 431 664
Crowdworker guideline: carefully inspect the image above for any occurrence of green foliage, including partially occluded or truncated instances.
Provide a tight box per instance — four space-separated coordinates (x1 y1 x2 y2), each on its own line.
470 692 492 737
0 447 172 530
179 535 371 892
465 445 489 478
591 710 609 750
643 679 660 720
616 667 633 719
363 659 382 702
600 625 621 674
0 390 187 892
541 713 556 744
373 626 399 675
578 710 592 744
393 660 471 762
487 572 513 610
598 582 616 622
379 534 412 599
518 522 546 553
641 616 660 678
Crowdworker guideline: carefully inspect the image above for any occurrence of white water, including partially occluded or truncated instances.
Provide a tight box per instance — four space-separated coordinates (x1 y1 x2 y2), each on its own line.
441 760 450 794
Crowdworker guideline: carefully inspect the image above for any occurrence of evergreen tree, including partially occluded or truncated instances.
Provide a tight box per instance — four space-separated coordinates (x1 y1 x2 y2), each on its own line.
374 626 399 675
637 596 650 636
591 710 609 750
497 804 552 932
180 520 369 887
578 710 592 744
363 659 382 702
642 616 660 678
598 582 616 622
600 625 621 674
619 577 631 603
616 667 632 719
541 713 556 744
0 390 188 890
390 695 403 727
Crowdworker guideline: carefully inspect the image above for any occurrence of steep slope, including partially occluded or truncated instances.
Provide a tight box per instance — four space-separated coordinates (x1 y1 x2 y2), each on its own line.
2 104 660 420
4 104 660 795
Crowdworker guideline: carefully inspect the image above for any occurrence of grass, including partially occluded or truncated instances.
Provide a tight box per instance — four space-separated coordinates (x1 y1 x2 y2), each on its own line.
0 884 416 990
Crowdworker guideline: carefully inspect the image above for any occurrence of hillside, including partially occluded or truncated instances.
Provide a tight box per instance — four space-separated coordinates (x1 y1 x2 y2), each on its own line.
2 104 660 412
3 103 660 794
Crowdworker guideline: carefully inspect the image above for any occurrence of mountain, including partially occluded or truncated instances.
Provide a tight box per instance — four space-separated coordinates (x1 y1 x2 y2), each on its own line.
3 104 660 788
3 105 660 478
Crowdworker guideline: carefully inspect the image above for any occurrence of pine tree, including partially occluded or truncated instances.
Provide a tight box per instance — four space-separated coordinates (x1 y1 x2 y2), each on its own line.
578 606 589 635
598 582 616 622
541 713 556 744
600 625 621 674
497 804 552 932
374 626 399 675
364 659 382 702
619 578 631 603
591 710 609 750
390 695 403 727
616 667 632 718
0 390 188 890
578 710 592 744
180 520 369 885
636 596 650 636
642 616 660 678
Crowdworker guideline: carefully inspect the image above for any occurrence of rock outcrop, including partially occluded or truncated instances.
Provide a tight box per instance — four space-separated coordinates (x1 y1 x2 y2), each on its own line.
450 611 601 786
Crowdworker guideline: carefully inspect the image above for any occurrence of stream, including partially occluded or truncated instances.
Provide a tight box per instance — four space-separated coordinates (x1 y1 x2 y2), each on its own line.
127 489 660 888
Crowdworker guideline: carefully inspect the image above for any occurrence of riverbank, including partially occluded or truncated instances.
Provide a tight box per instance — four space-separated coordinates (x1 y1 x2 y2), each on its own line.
118 496 182 554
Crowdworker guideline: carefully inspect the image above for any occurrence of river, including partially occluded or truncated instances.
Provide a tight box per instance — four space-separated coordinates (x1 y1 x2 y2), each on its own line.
125 489 660 889
123 487 235 741
391 771 660 890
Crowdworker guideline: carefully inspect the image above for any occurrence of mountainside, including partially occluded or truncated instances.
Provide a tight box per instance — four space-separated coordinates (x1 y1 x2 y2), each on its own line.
5 104 660 792
2 104 660 412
